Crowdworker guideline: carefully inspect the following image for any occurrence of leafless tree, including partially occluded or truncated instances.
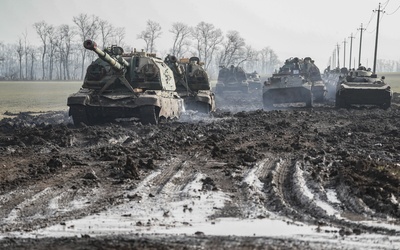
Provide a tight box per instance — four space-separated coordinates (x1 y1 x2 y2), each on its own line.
73 13 99 79
170 22 191 59
58 24 76 80
137 20 162 53
47 25 57 80
33 21 51 80
113 27 126 47
29 47 37 80
16 38 24 79
191 22 223 70
258 47 280 74
218 30 246 67
22 30 30 79
98 19 113 48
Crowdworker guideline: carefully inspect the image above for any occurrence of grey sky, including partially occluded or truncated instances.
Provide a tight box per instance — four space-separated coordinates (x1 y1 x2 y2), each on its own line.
1 0 399 70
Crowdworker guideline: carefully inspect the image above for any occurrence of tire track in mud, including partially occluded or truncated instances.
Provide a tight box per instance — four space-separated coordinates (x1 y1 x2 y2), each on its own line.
0 170 109 232
258 153 399 236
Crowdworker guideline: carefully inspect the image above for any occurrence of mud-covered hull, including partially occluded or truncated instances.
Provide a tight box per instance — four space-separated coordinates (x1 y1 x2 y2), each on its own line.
336 84 392 109
215 82 249 94
311 81 327 102
67 89 184 125
263 86 313 108
178 90 216 113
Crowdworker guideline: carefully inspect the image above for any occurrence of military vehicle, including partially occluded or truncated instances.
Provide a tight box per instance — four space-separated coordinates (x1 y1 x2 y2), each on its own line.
302 57 326 102
335 66 392 109
247 71 262 90
215 65 249 94
67 40 184 125
322 66 342 100
164 55 215 113
263 57 313 108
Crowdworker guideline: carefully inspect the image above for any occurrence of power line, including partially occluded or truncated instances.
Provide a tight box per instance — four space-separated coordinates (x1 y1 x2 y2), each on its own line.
385 3 400 15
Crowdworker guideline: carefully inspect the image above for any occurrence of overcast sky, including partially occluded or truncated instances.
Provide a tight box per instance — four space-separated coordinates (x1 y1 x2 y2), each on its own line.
1 0 399 70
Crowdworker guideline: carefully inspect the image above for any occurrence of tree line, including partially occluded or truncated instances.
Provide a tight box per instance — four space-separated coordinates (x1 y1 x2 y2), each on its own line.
0 14 281 81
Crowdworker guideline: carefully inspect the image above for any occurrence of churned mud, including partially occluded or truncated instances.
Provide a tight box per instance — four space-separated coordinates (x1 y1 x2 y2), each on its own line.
0 92 399 249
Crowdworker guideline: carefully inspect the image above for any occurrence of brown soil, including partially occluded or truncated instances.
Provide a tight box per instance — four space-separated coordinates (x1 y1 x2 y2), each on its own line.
0 92 399 249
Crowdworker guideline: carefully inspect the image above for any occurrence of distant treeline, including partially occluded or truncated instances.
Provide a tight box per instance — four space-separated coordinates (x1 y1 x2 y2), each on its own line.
0 14 281 81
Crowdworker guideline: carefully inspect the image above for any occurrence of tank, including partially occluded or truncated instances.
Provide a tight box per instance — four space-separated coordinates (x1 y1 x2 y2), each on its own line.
67 40 184 125
335 66 392 109
164 55 215 113
263 57 313 108
215 65 249 94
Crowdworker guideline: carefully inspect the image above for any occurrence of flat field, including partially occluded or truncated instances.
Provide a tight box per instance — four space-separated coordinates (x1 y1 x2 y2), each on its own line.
382 72 400 92
0 81 81 119
0 74 399 119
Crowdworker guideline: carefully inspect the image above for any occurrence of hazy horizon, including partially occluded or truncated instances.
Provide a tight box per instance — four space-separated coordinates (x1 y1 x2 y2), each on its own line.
1 0 400 70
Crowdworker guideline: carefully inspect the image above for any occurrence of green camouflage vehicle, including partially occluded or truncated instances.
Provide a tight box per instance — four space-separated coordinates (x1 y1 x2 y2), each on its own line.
164 55 215 113
67 40 184 125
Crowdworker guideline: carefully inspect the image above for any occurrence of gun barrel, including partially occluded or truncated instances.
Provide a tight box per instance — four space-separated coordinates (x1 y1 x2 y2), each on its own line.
84 40 127 71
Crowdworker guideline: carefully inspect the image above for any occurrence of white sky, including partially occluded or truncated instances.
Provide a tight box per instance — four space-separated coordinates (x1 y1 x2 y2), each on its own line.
1 0 400 70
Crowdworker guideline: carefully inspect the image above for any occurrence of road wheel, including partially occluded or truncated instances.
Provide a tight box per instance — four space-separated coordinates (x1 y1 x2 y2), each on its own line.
140 106 159 125
197 103 210 114
263 93 274 109
381 99 391 110
69 105 90 126
305 93 313 108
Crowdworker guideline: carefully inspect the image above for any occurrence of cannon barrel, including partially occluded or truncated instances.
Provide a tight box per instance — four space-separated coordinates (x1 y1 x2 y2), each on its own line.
83 40 129 71
165 55 184 77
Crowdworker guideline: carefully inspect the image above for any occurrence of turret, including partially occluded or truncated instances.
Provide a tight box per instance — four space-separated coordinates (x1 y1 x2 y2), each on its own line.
83 40 129 71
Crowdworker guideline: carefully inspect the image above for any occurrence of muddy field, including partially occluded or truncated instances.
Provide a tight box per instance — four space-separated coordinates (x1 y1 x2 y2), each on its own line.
0 91 399 249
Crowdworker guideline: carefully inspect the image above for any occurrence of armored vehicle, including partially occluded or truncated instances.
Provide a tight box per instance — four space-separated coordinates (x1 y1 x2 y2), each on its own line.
164 55 215 113
263 57 313 108
302 57 326 102
215 65 249 94
67 40 184 125
247 71 262 90
335 66 392 109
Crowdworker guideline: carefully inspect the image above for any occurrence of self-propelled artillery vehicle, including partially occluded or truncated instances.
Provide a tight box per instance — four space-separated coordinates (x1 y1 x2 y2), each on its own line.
67 40 183 125
215 65 249 94
335 66 392 109
164 55 215 113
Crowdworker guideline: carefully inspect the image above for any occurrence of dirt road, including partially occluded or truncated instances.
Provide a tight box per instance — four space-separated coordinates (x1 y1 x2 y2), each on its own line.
0 93 399 249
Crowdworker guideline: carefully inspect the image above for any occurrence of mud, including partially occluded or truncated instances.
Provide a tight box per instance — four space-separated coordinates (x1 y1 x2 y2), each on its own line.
0 92 399 249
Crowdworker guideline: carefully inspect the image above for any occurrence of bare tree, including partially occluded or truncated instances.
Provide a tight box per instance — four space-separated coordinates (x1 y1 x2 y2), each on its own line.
113 27 126 46
22 30 30 79
29 47 37 80
137 20 162 53
73 13 99 79
47 25 56 80
57 24 75 80
170 22 191 59
33 21 51 80
258 47 280 74
98 19 113 48
16 38 24 79
218 30 246 67
191 22 223 70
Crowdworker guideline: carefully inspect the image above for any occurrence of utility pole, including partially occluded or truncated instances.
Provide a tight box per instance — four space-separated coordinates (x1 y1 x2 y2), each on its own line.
373 3 384 74
336 43 340 68
348 33 355 69
332 49 336 69
342 39 347 68
357 23 366 67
